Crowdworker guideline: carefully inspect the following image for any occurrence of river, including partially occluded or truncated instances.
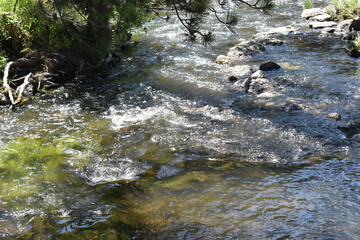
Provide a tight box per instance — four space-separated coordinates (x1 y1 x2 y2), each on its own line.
1 1 360 239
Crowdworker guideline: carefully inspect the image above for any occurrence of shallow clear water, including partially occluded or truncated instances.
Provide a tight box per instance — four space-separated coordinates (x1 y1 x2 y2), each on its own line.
1 1 360 239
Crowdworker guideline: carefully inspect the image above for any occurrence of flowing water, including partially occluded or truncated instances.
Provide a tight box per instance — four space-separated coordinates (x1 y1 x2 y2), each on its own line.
1 1 360 239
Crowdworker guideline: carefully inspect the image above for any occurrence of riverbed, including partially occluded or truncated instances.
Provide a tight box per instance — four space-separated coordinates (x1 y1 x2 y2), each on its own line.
1 0 360 239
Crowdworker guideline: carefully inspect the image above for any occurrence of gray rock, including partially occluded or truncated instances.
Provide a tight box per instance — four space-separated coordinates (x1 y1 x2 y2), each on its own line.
248 78 277 94
228 41 265 57
281 102 303 112
301 8 326 19
251 70 265 79
328 112 341 121
259 61 281 71
253 26 298 39
320 27 336 33
309 21 338 29
310 14 332 22
257 38 284 46
225 65 253 81
215 55 233 64
337 19 353 31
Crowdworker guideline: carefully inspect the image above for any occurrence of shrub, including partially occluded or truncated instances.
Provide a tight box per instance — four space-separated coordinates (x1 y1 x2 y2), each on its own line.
333 0 360 18
304 0 314 9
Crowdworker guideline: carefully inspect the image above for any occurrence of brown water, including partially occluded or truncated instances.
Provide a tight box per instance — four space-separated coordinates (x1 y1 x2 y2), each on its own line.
1 1 360 239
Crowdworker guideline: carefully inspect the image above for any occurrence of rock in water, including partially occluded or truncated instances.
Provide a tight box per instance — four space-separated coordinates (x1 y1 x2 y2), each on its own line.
251 70 265 79
301 8 326 19
349 17 360 32
309 21 337 29
328 112 341 121
259 61 281 71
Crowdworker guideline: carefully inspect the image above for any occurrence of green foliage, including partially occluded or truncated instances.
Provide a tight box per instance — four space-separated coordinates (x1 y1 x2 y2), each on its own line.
112 1 150 48
304 0 313 9
353 34 360 49
0 0 274 62
333 0 360 18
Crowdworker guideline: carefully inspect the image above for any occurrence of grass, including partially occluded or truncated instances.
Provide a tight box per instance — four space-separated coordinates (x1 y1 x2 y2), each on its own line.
332 0 360 18
0 0 15 12
354 34 360 49
304 0 313 9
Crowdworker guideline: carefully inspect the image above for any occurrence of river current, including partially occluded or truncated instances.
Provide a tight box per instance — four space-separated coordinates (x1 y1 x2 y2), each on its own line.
1 1 360 239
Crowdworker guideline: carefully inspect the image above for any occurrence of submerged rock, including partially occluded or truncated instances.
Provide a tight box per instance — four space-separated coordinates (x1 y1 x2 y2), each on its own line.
337 121 360 138
259 61 281 71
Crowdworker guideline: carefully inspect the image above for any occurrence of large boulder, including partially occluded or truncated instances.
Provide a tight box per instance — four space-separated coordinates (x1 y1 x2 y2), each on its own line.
259 61 281 71
301 8 326 19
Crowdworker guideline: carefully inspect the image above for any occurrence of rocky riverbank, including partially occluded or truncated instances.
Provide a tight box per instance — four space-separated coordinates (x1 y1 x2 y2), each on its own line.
214 7 360 143
0 52 121 109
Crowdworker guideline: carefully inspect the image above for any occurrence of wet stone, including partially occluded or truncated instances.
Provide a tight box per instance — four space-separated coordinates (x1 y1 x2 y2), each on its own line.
259 61 281 71
248 78 277 94
337 19 353 31
301 8 326 19
309 21 338 29
328 112 341 121
320 27 336 33
310 14 332 22
224 65 253 82
215 55 233 64
251 70 265 79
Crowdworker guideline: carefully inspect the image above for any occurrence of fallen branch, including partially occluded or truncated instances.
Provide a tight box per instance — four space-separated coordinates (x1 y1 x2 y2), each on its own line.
14 72 32 105
2 61 15 106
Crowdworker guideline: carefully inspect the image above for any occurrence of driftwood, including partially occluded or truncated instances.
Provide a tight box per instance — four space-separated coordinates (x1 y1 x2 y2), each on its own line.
0 59 60 109
0 52 121 109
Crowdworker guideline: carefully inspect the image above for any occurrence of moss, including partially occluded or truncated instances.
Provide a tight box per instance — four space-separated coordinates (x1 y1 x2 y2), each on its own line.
0 136 90 204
